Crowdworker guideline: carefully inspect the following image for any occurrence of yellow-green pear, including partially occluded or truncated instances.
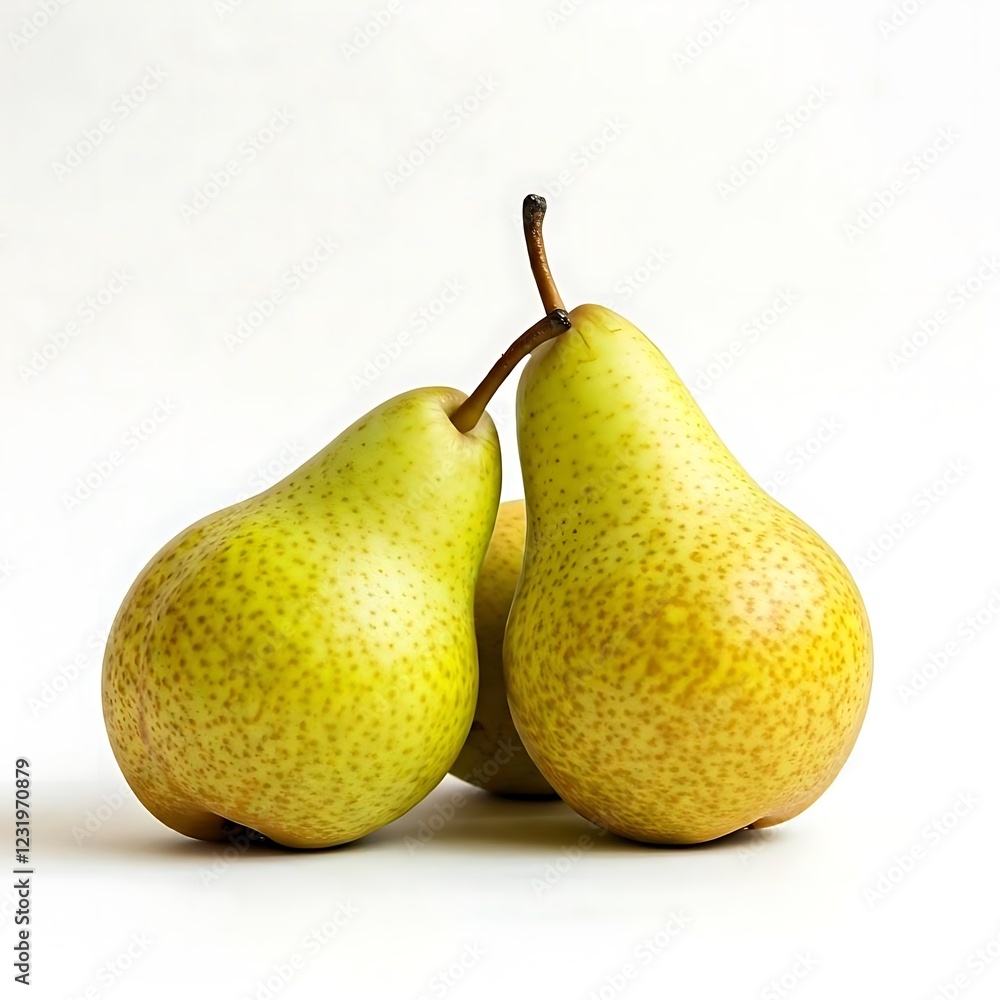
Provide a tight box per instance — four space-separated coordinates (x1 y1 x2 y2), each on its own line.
449 499 556 798
101 312 570 849
503 196 873 844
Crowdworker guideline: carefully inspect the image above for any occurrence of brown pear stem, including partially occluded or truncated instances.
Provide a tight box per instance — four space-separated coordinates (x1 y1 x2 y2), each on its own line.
523 194 565 314
450 310 571 433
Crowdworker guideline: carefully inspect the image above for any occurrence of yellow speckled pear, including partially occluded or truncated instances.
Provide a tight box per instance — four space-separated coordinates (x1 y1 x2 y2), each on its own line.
503 196 873 844
102 310 569 850
450 500 556 797
103 389 497 847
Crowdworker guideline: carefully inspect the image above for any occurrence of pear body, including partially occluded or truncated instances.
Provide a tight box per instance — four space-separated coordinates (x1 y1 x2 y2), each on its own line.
103 387 499 848
505 305 873 844
450 500 556 797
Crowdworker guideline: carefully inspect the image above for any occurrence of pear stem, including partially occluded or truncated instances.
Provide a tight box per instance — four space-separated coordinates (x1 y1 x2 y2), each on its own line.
523 194 565 314
450 310 571 433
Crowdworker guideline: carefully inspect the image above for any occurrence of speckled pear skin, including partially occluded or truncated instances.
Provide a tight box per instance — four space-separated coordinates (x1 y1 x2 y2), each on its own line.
450 500 556 798
505 305 873 844
103 387 500 849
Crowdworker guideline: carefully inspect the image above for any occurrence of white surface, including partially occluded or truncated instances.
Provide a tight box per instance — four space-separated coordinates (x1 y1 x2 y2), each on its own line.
3 1 999 997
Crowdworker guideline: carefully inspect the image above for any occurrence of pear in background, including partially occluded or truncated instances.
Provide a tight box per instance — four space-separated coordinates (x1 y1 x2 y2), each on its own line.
503 196 873 844
102 312 569 849
450 500 555 798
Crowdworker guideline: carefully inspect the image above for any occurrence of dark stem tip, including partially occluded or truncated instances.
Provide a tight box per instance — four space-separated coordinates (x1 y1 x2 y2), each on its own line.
523 193 547 227
550 308 571 332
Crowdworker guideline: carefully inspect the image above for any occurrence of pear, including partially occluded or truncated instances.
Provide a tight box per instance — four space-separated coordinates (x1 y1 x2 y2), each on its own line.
449 500 556 798
102 312 569 849
503 196 873 844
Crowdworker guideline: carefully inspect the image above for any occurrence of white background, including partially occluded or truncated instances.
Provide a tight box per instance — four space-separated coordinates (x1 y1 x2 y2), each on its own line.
3 0 999 997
